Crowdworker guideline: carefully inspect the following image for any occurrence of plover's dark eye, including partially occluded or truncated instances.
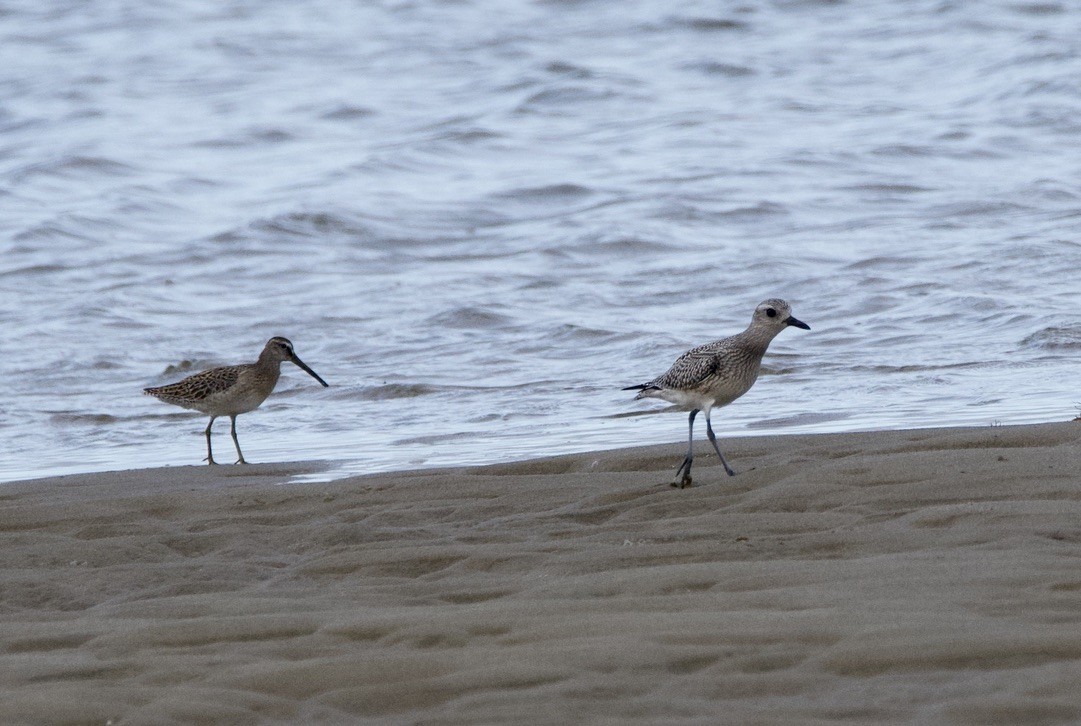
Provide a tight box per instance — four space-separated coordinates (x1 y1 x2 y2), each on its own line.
766 308 777 318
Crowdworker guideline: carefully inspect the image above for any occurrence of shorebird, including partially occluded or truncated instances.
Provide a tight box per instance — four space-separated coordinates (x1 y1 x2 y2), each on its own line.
624 299 809 487
144 336 329 465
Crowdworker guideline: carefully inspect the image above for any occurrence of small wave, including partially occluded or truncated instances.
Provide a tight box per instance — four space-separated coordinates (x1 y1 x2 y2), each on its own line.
469 413 508 423
49 413 119 425
846 362 988 374
511 325 627 351
589 237 673 254
682 61 755 77
394 432 472 446
496 183 595 203
10 156 137 183
320 104 376 121
652 199 788 223
844 255 921 271
12 219 99 244
432 127 503 145
0 263 71 278
1023 180 1078 202
250 210 376 241
928 201 1031 218
545 61 594 79
157 360 212 377
426 306 515 329
551 324 626 342
669 16 749 32
746 412 851 429
1021 326 1081 351
842 183 932 194
192 127 294 149
516 85 618 113
1010 3 1065 16
477 184 612 224
354 383 442 401
718 201 789 219
871 144 937 158
415 113 503 144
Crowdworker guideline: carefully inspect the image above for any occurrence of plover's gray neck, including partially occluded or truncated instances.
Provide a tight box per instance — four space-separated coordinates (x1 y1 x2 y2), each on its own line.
735 323 783 355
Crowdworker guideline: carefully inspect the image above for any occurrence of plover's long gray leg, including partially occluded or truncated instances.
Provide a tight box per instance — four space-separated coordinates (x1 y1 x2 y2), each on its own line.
229 414 247 465
624 299 808 487
673 409 698 488
705 417 736 476
204 416 218 465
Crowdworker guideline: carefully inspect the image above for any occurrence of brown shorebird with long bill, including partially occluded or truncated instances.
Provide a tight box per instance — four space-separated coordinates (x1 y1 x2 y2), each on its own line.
624 299 809 487
144 336 329 465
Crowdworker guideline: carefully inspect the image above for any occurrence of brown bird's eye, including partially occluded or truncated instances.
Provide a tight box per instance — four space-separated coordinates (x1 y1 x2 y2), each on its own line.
766 308 777 317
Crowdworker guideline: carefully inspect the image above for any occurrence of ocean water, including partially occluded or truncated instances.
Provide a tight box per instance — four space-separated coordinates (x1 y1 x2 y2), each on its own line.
2 0 1081 483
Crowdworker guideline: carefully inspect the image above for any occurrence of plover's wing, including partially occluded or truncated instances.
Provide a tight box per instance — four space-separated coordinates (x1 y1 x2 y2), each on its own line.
644 340 735 392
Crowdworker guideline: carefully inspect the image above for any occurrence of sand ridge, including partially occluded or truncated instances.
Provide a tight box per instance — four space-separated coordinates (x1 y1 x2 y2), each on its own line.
2 423 1081 724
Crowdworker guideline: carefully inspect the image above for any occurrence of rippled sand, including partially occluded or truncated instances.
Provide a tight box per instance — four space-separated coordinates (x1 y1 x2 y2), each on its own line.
3 423 1081 724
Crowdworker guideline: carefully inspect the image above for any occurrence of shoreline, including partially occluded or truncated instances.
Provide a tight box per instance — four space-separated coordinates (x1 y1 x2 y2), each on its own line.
3 421 1081 723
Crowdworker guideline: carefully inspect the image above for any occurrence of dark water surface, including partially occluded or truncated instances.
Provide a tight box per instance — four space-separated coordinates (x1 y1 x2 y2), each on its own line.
3 1 1081 482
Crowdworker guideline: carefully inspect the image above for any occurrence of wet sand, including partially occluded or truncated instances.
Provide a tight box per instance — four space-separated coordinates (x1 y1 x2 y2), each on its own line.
3 422 1081 725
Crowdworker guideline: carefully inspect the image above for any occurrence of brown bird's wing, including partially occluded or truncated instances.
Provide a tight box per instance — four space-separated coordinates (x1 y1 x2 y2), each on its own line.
144 365 243 407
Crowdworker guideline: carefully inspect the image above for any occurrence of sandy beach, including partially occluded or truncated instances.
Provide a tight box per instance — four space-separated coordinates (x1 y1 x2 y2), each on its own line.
3 422 1081 724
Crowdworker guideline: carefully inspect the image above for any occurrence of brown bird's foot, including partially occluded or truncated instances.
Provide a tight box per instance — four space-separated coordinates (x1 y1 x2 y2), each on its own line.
673 455 693 488
671 474 693 488
204 457 218 466
235 458 249 465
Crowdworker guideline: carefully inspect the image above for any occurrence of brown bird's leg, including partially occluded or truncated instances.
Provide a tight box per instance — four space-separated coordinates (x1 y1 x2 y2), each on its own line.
204 416 218 465
229 415 248 464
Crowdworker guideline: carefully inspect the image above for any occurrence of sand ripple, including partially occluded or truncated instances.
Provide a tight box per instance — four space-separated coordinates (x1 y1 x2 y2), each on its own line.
3 424 1081 723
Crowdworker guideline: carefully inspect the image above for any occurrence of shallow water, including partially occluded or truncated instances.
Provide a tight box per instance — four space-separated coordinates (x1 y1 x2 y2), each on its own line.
3 0 1081 483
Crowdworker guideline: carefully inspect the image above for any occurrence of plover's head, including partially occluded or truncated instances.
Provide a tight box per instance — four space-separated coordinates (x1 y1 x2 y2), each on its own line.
751 299 810 331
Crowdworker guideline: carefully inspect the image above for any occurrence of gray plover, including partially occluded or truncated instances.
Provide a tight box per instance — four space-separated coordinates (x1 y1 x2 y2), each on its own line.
144 337 329 465
624 299 809 487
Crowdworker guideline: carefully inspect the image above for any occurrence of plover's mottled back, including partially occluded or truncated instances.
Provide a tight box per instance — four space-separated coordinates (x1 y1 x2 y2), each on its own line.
144 337 329 465
624 299 809 487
